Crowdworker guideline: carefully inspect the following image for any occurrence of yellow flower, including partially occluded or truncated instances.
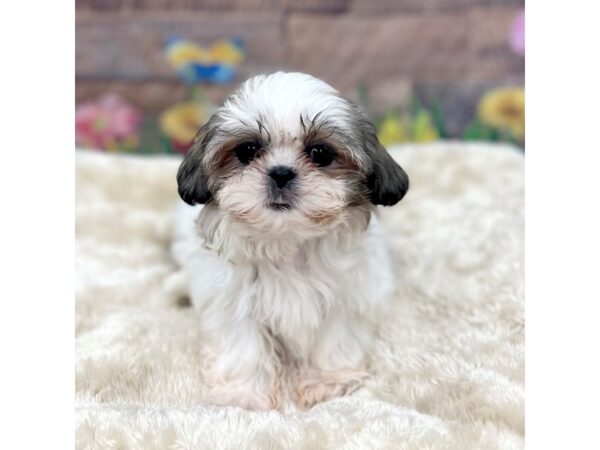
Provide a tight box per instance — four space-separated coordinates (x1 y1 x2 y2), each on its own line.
166 38 244 69
160 102 205 145
478 87 525 139
411 110 439 142
167 42 212 67
377 115 408 147
209 39 245 65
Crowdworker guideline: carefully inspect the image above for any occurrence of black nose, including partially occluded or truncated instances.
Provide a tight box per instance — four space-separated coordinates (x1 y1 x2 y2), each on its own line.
268 166 296 188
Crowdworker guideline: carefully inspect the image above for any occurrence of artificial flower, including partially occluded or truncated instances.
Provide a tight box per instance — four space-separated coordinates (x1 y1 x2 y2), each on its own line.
411 110 439 142
159 101 205 152
165 37 245 84
478 87 525 139
377 114 408 147
208 38 245 65
75 94 141 151
178 64 236 85
378 109 440 146
509 11 525 57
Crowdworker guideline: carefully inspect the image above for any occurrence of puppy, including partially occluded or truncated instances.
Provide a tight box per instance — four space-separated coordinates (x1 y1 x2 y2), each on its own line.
170 72 408 410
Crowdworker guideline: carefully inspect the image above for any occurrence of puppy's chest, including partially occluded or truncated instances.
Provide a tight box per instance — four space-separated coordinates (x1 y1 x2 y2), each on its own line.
252 256 344 300
244 248 364 330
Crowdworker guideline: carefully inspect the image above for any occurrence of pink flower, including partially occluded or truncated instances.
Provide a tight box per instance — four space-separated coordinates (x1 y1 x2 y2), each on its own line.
76 94 141 151
509 11 525 57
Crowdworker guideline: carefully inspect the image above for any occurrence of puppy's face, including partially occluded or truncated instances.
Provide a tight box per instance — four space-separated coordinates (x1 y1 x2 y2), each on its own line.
177 72 409 235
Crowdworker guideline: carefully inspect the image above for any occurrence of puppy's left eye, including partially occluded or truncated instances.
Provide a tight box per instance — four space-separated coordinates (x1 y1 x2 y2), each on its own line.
307 145 334 167
235 141 260 164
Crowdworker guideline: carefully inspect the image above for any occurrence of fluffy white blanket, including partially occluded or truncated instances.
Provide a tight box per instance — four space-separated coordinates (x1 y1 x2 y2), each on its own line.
75 142 524 449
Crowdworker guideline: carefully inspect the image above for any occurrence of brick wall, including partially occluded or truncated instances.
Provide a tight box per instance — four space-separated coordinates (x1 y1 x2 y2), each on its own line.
75 0 524 135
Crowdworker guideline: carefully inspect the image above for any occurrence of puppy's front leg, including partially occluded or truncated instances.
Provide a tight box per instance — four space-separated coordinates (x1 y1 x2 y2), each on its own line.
292 311 372 409
201 317 283 410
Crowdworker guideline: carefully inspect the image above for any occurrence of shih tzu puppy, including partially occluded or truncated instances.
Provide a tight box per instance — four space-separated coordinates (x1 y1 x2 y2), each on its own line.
170 72 408 410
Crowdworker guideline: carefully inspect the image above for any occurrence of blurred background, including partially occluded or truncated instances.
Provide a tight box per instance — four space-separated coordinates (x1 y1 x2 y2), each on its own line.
75 0 524 155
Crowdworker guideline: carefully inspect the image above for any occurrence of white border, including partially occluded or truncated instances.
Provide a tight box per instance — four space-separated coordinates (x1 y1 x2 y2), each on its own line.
527 0 600 448
0 1 74 448
2 0 600 447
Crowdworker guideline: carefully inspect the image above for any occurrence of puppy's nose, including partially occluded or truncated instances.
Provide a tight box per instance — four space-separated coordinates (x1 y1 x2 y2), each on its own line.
268 166 296 188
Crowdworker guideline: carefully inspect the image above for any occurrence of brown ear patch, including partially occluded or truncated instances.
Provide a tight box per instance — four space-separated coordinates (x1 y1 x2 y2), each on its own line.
366 152 409 206
176 116 222 205
355 111 409 206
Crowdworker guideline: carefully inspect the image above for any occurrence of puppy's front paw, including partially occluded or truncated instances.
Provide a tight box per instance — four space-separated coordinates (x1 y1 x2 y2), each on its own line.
292 367 368 410
204 377 282 411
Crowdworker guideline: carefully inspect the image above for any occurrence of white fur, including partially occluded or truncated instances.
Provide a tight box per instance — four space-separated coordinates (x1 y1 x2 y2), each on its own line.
171 73 398 409
171 195 393 410
217 72 365 167
173 201 392 355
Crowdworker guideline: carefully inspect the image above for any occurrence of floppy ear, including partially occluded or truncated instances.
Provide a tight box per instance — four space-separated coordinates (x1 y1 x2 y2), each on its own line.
176 118 217 205
361 118 409 206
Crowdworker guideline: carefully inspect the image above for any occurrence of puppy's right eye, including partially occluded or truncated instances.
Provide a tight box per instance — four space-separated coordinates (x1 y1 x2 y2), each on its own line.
234 141 260 164
307 144 334 167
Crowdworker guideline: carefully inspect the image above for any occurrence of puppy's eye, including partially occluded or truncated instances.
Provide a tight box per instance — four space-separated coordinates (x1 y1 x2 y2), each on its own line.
235 141 260 164
307 145 334 167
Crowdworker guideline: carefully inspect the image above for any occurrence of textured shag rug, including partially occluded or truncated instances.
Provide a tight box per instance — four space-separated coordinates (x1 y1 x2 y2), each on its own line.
75 142 524 449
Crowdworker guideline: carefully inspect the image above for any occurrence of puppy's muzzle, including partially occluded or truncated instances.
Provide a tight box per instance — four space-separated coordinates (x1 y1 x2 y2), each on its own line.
267 166 297 210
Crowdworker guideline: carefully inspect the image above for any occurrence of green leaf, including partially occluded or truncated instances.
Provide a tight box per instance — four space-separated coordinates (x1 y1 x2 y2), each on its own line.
430 100 448 139
410 95 423 118
463 118 505 142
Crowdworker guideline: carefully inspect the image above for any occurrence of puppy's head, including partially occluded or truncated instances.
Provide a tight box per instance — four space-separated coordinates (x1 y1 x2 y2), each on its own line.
177 72 409 234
